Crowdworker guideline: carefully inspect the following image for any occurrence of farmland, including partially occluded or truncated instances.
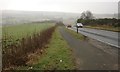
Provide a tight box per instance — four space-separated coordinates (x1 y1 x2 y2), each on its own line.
0 26 1 38
2 22 76 70
2 22 56 69
2 22 55 49
2 22 55 40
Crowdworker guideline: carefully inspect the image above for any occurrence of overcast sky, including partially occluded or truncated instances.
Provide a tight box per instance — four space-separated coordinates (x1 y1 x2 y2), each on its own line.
0 0 119 14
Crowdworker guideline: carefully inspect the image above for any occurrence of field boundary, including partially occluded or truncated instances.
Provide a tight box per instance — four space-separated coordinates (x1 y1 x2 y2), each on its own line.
2 26 56 70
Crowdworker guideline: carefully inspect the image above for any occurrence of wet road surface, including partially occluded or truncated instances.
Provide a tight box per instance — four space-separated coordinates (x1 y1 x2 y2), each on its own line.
59 27 118 70
71 27 119 48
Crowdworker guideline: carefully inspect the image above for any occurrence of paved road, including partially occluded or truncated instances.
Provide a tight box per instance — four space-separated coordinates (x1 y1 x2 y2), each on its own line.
71 27 119 48
59 27 118 70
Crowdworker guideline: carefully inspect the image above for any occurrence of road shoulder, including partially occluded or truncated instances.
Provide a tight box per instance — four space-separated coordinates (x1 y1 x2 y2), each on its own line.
60 27 118 70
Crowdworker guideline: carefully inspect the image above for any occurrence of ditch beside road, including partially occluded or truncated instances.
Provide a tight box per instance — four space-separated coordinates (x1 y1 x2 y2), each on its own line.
59 27 118 70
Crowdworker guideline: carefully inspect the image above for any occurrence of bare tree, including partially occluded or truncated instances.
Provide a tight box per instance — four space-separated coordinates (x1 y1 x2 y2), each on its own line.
80 10 94 19
80 11 86 19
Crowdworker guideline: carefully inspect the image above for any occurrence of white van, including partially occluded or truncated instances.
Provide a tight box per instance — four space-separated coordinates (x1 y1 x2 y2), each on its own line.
76 23 83 28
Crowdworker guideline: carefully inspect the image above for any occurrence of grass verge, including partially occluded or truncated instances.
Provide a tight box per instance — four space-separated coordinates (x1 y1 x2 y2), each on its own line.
65 28 86 40
32 27 75 70
84 25 120 32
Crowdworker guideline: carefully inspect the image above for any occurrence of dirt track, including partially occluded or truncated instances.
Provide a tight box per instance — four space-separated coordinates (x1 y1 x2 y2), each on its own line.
59 27 118 70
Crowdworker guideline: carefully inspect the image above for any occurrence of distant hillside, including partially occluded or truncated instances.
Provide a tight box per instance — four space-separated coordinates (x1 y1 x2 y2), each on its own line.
1 10 117 25
1 10 80 25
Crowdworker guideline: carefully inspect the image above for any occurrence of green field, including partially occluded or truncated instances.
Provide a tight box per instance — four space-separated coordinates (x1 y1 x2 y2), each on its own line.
0 26 1 38
3 22 55 40
2 22 56 70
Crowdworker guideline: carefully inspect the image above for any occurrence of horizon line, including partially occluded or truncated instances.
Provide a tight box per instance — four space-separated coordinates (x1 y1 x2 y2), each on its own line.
1 9 118 14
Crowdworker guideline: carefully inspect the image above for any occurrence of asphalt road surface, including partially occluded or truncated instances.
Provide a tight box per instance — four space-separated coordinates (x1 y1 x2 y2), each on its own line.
71 27 119 48
59 27 118 70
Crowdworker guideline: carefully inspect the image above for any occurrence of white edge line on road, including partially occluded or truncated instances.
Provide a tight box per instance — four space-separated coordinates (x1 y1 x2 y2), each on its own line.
68 28 120 48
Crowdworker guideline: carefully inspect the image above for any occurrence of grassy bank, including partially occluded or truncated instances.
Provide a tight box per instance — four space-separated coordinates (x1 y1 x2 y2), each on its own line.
65 28 86 40
31 27 75 70
84 25 120 32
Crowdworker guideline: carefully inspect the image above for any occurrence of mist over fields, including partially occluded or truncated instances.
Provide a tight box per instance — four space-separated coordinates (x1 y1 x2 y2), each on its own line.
1 10 118 26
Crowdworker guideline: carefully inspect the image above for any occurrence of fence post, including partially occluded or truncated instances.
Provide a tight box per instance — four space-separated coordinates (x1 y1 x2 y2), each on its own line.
77 27 78 33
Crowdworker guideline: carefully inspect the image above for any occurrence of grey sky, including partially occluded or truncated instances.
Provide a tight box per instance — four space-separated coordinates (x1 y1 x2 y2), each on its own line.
0 0 119 14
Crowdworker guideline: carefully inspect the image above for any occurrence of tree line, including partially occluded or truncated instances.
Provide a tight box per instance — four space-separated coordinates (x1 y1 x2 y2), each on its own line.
77 11 119 27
